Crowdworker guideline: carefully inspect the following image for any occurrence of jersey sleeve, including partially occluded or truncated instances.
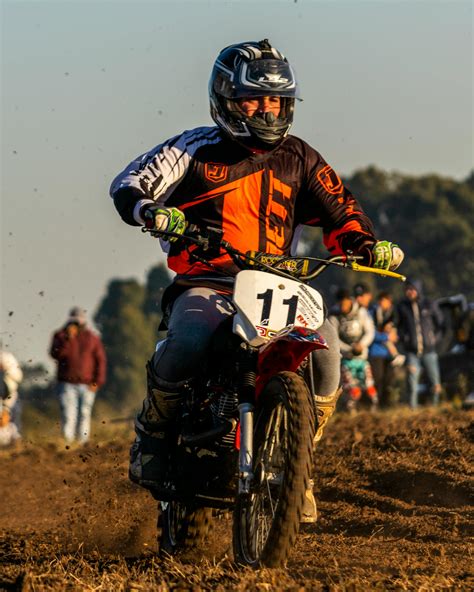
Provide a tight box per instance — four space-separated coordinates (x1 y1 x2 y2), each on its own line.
296 144 376 256
109 127 220 226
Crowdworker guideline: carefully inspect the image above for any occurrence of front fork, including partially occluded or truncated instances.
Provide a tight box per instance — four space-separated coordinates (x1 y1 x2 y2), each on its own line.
237 343 258 495
238 402 254 494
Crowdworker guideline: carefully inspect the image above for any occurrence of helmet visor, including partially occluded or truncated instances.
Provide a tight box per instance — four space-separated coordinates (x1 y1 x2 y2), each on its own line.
216 59 299 99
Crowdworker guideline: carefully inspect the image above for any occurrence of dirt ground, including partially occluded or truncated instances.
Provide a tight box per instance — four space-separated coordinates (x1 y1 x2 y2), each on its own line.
1 407 473 591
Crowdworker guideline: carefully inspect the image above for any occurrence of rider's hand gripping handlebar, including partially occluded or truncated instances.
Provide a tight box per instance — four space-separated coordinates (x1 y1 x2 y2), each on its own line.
141 226 406 282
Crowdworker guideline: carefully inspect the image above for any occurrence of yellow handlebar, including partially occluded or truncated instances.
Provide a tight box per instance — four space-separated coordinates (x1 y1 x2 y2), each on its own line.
349 262 406 282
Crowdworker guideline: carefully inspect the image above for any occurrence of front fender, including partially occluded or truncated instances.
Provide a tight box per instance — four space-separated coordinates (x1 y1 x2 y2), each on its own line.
256 326 327 397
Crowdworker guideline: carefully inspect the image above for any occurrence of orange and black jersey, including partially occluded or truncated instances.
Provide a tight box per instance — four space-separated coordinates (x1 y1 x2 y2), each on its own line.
110 126 376 276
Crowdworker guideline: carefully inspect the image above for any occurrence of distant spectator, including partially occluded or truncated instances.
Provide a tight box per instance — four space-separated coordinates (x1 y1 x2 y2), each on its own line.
368 292 404 407
329 289 378 412
397 280 444 409
50 307 106 444
459 305 474 408
369 324 405 409
457 304 474 352
353 282 374 310
459 301 474 351
371 291 396 328
0 350 23 447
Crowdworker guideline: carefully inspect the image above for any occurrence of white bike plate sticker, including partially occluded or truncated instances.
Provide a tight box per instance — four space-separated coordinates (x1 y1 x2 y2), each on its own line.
233 270 324 338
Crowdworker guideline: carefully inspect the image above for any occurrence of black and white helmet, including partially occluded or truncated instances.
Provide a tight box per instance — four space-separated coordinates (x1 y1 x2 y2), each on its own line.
209 39 300 151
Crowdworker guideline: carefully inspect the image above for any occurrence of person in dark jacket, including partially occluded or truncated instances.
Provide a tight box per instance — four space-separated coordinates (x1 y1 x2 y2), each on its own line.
50 307 106 444
397 280 443 408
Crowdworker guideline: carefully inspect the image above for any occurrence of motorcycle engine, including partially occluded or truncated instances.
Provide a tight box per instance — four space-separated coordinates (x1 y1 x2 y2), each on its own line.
210 391 239 446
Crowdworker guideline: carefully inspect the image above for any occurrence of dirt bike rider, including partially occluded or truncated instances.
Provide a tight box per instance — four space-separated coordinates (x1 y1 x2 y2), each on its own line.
110 39 404 523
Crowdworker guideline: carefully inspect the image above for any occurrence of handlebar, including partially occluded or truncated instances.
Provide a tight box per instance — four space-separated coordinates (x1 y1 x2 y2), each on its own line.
142 226 406 283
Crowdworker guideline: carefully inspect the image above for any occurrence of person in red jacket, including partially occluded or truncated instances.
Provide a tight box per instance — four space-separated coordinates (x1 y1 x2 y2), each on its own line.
50 307 106 444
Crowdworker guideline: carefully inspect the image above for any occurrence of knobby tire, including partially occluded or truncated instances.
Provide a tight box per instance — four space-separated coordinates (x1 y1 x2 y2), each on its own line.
232 371 315 567
157 501 213 555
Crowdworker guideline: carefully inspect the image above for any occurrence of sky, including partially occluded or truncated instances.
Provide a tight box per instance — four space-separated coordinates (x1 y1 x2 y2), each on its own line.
1 0 473 370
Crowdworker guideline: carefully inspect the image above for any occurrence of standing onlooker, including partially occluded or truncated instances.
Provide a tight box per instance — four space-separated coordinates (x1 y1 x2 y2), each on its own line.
329 289 378 412
369 292 404 407
0 349 23 446
353 283 374 310
397 280 444 408
50 307 106 444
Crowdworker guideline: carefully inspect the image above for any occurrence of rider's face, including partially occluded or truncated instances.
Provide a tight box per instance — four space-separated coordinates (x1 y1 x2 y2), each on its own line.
238 96 281 118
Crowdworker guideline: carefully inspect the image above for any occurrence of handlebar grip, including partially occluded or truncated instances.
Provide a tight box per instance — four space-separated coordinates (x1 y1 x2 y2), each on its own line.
350 262 406 281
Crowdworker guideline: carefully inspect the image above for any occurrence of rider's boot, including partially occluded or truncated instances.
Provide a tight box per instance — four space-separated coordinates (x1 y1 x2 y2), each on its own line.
301 388 342 524
301 478 318 524
313 388 342 445
129 361 184 489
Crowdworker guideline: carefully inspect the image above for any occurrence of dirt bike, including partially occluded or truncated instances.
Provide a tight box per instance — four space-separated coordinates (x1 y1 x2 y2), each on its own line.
142 225 405 566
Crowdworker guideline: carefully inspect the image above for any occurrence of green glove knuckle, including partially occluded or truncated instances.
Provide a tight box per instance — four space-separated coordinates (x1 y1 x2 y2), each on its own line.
165 208 186 242
373 240 394 270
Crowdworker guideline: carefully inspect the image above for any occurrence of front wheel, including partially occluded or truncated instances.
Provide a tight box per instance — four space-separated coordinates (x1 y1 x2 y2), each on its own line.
232 371 315 567
158 501 213 555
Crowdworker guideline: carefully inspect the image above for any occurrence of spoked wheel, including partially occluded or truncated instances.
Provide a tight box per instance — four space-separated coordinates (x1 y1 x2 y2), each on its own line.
233 371 315 567
158 500 213 555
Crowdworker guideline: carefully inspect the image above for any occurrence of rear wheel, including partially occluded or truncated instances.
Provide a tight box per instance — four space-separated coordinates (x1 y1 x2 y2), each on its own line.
158 501 213 555
232 371 315 567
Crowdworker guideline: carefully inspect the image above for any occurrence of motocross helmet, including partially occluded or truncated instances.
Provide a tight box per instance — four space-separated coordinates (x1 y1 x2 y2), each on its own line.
209 39 300 151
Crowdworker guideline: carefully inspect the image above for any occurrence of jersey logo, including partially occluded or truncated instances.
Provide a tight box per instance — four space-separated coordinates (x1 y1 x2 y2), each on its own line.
317 165 343 195
205 163 229 183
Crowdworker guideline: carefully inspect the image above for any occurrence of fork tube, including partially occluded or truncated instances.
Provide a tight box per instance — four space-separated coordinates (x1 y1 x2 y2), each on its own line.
237 344 258 495
238 402 254 494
